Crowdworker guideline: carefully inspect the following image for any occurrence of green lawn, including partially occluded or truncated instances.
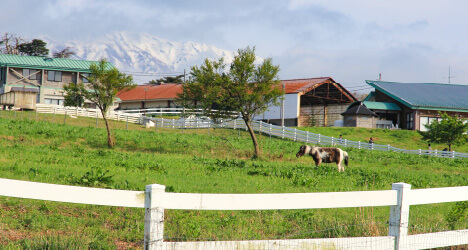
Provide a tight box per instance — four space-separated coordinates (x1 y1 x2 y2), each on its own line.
0 111 466 248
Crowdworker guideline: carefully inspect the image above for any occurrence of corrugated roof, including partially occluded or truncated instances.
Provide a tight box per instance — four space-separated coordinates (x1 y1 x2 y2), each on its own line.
117 84 183 101
366 80 468 111
281 77 333 94
362 101 401 111
0 54 113 72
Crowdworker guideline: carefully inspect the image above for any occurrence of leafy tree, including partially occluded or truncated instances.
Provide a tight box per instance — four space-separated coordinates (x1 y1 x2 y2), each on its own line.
179 47 283 157
18 39 49 56
159 75 184 83
65 59 135 147
63 83 85 107
53 47 75 58
419 112 468 151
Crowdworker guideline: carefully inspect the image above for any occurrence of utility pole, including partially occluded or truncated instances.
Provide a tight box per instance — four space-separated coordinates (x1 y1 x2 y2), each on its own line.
281 81 285 127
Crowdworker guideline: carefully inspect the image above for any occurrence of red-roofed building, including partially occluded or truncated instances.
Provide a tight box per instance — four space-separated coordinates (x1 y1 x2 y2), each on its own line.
117 77 356 127
257 77 357 126
117 83 183 109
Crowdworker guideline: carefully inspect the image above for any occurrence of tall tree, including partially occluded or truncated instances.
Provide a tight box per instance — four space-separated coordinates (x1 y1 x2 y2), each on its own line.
159 75 184 83
419 112 468 151
53 47 75 58
18 39 49 56
0 33 25 55
65 59 135 147
179 47 283 157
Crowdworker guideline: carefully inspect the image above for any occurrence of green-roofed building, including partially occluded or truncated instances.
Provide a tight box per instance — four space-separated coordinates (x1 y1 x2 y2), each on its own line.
363 80 468 131
0 54 115 108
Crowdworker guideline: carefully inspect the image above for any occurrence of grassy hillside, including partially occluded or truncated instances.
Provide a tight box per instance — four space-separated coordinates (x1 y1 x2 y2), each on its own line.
0 111 466 248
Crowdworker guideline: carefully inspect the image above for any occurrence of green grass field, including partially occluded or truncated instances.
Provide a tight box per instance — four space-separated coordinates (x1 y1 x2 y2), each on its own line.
0 110 466 248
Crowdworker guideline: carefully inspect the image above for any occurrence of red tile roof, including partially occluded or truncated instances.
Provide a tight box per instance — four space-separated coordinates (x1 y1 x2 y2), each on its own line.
281 77 335 94
117 77 338 102
117 84 183 101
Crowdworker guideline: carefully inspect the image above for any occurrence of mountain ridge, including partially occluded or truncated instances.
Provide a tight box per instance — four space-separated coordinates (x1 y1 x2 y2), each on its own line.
42 31 240 83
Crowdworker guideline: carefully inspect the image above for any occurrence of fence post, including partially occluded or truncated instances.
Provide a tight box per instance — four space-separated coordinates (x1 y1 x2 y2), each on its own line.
451 151 455 158
358 141 361 150
389 182 411 250
418 149 421 156
282 127 284 139
435 149 437 157
306 131 309 143
388 144 390 151
144 184 166 250
318 134 321 145
331 136 334 146
269 124 272 140
294 128 297 141
344 139 347 147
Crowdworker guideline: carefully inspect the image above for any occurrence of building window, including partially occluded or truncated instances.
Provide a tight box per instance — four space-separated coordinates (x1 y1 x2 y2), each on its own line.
45 98 64 106
406 113 414 129
82 73 90 83
23 69 38 80
47 71 62 82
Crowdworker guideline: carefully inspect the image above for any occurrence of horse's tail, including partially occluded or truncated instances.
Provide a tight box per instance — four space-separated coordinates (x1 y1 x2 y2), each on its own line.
343 151 349 166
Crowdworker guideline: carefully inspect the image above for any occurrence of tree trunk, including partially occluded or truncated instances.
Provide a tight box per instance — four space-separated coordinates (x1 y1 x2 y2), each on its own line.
101 110 114 148
244 118 260 157
449 143 452 152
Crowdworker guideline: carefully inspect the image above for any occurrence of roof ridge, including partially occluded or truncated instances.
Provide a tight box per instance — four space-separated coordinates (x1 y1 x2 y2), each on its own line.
366 80 468 87
282 77 331 82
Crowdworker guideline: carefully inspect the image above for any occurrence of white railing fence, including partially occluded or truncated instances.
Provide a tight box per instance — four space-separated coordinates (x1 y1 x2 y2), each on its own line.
12 104 468 159
0 178 466 250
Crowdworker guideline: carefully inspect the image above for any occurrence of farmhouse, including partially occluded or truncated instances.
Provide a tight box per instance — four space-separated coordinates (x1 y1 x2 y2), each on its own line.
116 83 183 110
257 77 357 127
355 80 468 131
0 54 114 109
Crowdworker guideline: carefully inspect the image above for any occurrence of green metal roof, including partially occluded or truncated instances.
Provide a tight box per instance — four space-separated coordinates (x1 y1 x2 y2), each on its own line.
366 80 468 112
362 101 401 111
0 54 114 72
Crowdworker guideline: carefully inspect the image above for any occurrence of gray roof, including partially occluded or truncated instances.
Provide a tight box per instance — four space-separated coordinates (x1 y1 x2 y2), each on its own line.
341 102 378 116
366 80 468 111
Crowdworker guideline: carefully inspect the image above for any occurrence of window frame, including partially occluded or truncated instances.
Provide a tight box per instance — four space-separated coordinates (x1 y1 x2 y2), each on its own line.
47 71 62 82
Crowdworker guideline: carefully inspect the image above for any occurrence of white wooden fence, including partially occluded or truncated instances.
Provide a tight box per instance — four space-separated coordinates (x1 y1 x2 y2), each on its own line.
28 104 468 159
0 178 466 249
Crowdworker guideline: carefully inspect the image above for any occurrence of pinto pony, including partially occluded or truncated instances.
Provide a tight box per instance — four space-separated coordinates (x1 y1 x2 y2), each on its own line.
296 145 349 172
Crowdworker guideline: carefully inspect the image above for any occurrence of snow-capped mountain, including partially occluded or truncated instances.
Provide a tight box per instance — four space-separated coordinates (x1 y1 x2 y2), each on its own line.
43 31 242 84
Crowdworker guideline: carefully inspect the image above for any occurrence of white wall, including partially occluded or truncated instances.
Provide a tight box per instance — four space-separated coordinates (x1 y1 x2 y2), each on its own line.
255 94 299 120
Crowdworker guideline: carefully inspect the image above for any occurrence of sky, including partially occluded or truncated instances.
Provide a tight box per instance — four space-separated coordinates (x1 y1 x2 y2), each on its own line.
2 0 468 91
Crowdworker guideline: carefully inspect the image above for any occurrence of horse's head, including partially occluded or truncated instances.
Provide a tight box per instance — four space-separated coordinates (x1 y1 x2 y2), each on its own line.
296 145 310 158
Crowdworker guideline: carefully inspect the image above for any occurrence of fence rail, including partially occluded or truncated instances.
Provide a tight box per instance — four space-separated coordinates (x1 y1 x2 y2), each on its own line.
0 178 467 249
30 104 468 159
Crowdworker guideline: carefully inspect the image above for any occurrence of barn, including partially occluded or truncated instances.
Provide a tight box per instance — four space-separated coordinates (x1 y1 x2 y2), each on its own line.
257 77 357 127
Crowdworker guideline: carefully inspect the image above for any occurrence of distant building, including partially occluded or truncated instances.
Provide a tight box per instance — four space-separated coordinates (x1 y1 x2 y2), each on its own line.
117 83 183 110
116 77 358 128
341 102 378 128
257 77 357 127
350 80 468 130
0 54 115 109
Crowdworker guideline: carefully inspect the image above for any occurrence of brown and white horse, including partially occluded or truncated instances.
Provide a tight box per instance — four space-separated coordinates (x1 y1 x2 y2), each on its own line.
296 145 349 172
